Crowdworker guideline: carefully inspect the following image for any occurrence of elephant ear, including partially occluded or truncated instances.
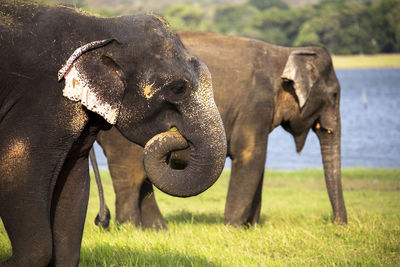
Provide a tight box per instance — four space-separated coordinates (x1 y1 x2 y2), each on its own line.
281 50 318 109
58 39 124 125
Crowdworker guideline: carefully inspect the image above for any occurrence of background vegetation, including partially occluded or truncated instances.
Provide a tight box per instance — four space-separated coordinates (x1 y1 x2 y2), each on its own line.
27 0 400 55
1 169 399 266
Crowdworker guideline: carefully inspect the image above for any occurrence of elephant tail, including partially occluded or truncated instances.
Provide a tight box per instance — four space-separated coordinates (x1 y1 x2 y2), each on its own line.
89 147 111 229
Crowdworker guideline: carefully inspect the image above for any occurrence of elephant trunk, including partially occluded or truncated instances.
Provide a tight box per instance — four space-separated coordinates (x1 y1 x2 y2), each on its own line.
143 63 226 197
316 115 347 224
143 128 225 197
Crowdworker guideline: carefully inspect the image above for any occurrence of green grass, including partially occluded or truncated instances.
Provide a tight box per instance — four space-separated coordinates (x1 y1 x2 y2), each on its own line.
332 54 400 69
1 169 399 266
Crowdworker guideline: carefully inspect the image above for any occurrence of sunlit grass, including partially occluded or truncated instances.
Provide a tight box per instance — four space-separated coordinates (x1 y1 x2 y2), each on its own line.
332 54 400 69
1 169 399 266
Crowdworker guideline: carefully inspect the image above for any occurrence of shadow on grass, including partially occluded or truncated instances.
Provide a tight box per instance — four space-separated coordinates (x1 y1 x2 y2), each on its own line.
165 211 224 225
165 211 271 227
80 244 221 266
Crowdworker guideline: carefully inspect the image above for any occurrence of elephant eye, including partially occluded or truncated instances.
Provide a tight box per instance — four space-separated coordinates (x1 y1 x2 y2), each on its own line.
171 83 186 95
166 80 189 102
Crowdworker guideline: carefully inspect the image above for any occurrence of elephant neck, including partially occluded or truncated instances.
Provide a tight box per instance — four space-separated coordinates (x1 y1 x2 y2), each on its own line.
69 113 110 159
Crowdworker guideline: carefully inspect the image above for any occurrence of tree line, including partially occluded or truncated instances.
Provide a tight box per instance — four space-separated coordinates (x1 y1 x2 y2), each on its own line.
26 0 400 54
160 0 399 55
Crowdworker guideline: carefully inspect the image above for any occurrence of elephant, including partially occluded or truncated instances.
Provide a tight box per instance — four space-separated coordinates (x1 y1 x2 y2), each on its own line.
0 2 227 265
93 30 347 229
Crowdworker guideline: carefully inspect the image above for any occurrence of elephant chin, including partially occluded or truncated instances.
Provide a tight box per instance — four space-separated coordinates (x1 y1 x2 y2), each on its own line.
143 130 221 197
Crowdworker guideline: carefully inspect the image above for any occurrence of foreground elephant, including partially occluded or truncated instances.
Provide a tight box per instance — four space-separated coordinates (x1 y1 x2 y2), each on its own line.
95 31 347 229
0 2 226 265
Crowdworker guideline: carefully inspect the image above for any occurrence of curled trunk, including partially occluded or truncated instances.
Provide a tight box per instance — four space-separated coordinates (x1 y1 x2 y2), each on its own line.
143 129 225 197
167 148 190 170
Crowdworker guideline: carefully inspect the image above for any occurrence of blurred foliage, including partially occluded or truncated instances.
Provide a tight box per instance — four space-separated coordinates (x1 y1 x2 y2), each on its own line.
24 0 400 54
249 0 290 10
163 3 209 31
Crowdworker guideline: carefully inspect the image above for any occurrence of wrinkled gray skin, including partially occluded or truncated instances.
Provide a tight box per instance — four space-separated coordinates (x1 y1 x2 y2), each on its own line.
95 31 347 230
0 1 226 265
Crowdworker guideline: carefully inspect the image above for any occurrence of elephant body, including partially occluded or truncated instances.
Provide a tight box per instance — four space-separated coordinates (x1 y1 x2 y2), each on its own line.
96 30 347 230
0 2 226 265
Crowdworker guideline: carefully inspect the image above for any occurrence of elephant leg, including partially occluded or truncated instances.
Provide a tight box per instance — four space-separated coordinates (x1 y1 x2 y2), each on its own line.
0 135 65 266
97 128 166 229
139 178 167 230
98 130 145 227
0 194 53 266
49 155 90 267
246 170 264 225
111 168 142 227
225 144 267 226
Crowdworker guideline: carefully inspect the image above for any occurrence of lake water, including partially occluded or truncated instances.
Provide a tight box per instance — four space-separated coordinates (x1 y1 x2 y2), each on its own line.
93 68 400 170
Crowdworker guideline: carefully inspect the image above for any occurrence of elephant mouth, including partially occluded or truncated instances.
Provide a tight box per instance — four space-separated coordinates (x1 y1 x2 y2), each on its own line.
161 126 191 170
165 147 191 170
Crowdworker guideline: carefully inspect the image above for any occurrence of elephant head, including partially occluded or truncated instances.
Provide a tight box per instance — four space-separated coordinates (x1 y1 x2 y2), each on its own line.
59 15 226 197
280 48 347 224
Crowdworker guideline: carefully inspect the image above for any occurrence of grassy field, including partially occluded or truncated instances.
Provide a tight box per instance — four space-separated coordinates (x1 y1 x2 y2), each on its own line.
1 168 399 266
332 53 400 69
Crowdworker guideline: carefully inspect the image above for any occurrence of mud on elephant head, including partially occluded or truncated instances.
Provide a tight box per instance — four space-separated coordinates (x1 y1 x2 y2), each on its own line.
59 17 226 197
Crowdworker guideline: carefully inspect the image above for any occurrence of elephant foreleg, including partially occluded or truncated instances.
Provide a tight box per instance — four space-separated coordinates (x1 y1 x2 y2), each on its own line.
0 190 53 266
50 155 90 267
246 171 264 225
225 144 267 226
0 135 62 266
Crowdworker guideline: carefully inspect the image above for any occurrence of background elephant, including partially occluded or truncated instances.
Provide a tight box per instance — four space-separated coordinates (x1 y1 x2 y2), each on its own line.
95 30 347 229
0 2 226 265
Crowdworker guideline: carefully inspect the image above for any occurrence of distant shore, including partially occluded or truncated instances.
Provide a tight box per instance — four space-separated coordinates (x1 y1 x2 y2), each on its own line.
332 53 400 69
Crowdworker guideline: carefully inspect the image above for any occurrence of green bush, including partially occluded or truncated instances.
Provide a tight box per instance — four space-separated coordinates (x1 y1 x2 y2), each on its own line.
21 0 400 55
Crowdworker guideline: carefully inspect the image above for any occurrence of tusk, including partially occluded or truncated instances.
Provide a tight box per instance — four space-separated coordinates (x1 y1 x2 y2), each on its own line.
315 122 333 134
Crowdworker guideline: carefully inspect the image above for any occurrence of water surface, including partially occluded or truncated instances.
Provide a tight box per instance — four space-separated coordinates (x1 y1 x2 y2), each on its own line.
93 68 400 170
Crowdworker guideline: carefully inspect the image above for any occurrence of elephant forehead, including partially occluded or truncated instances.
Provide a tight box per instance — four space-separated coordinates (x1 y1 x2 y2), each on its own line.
0 137 30 178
